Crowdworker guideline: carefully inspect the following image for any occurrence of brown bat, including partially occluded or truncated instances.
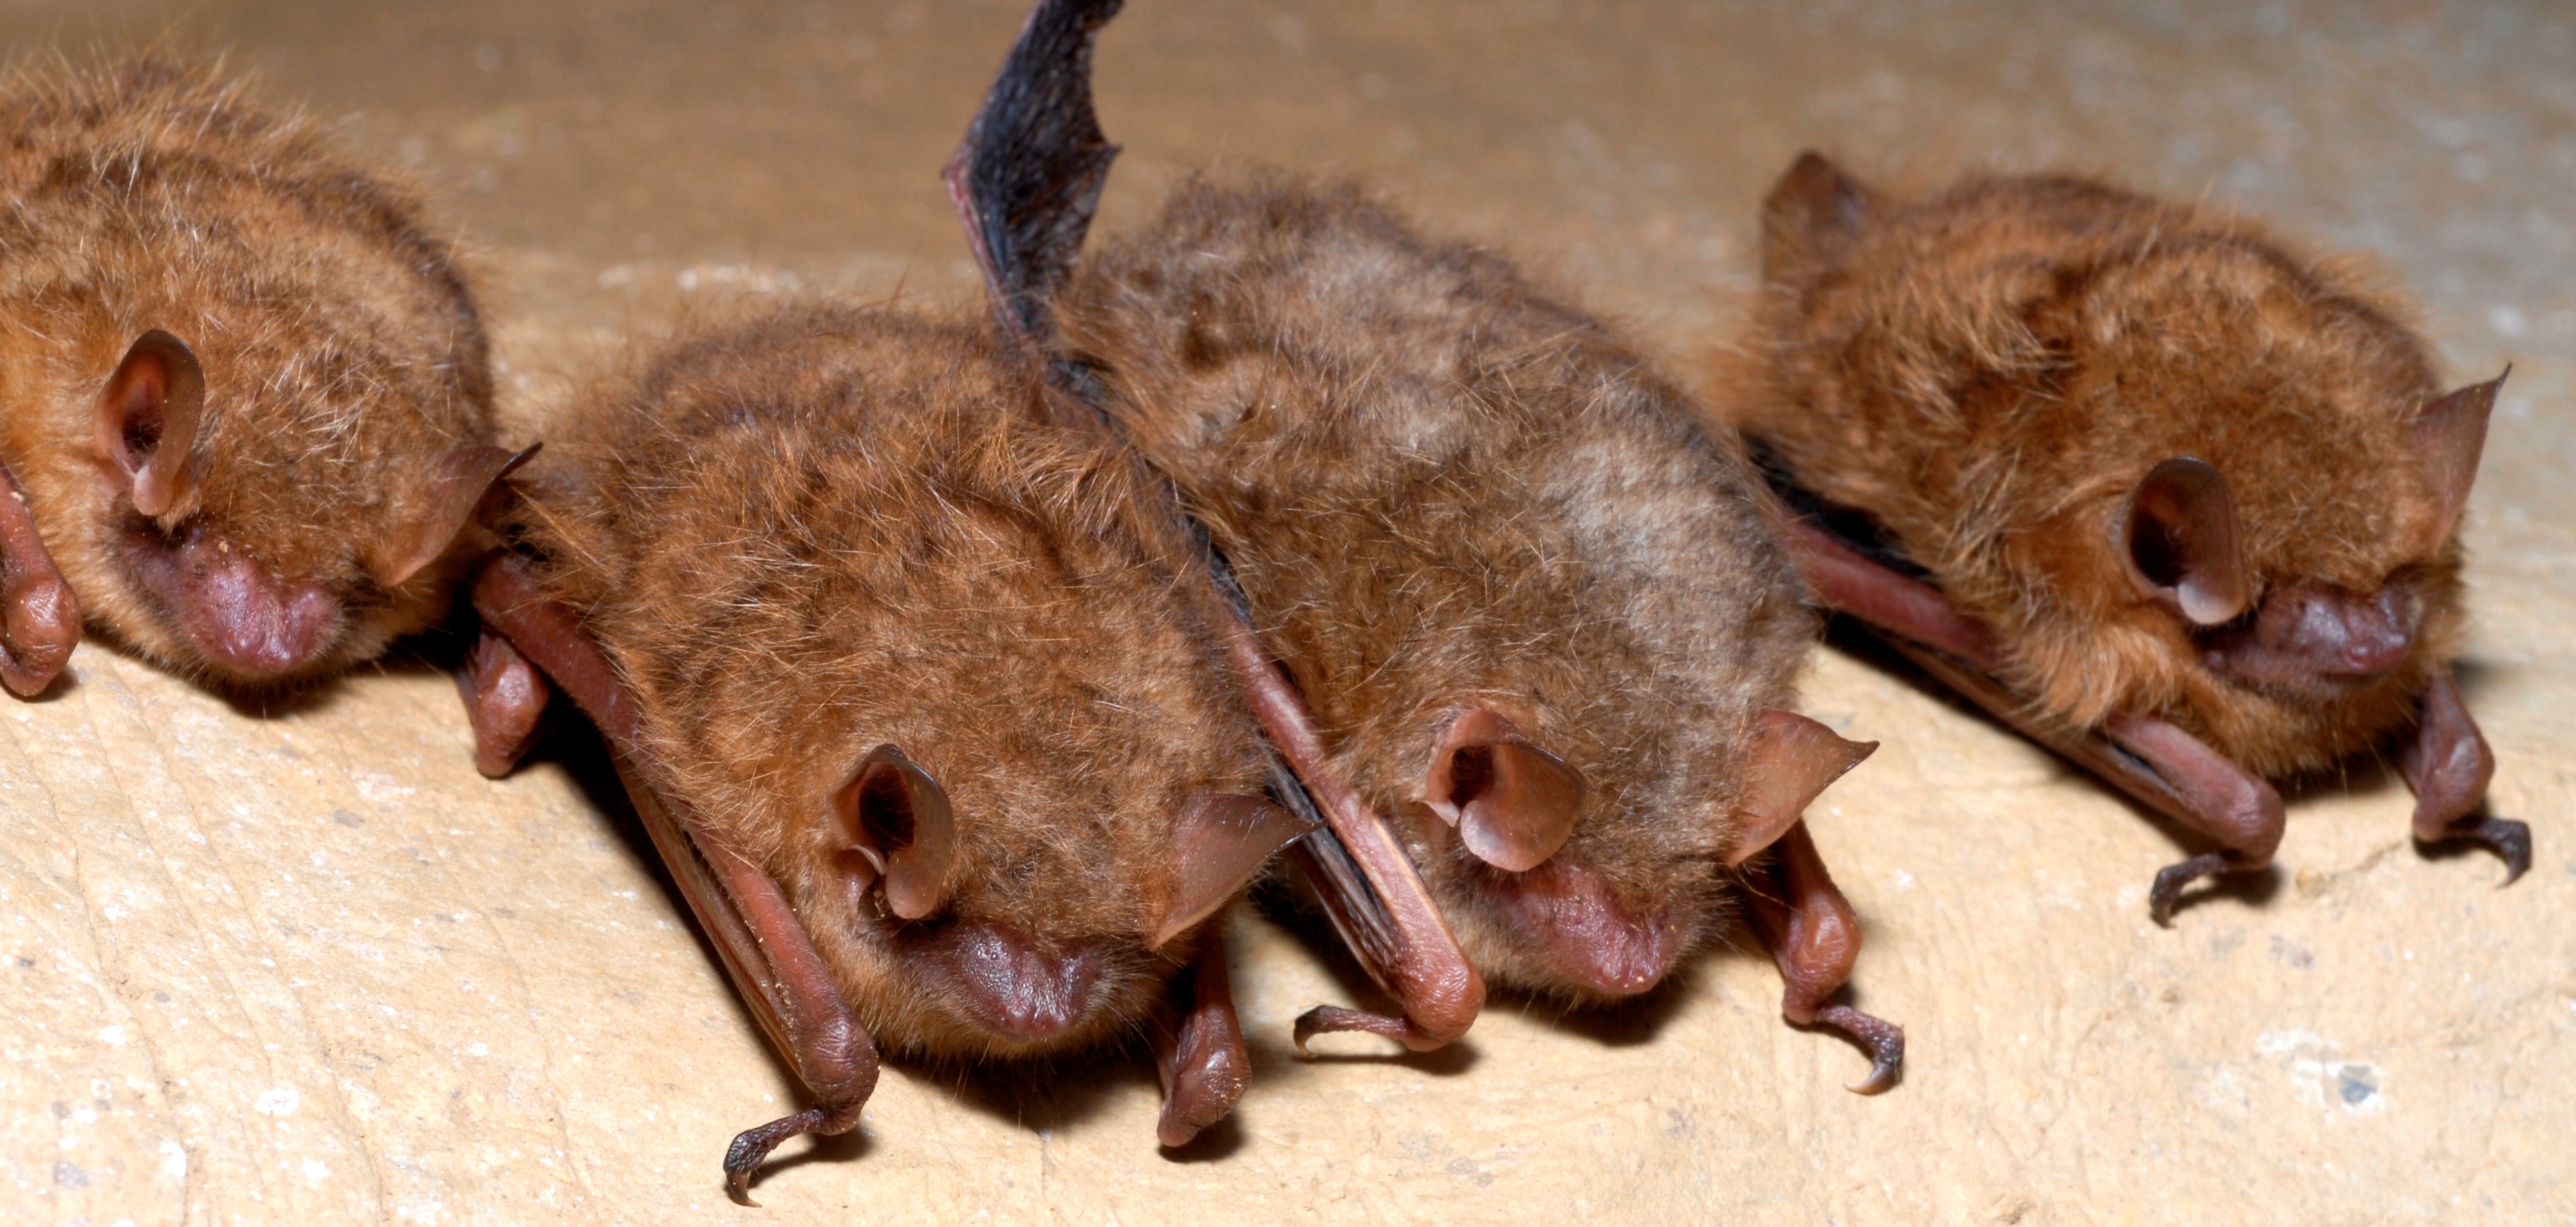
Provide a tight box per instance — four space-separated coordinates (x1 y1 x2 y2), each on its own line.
463 302 1309 1199
0 58 516 697
1722 151 2525 923
943 0 1490 1056
1053 176 1902 1089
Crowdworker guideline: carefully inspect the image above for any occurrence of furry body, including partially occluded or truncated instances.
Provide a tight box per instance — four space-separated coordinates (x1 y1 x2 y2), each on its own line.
1061 178 1815 1001
0 59 495 687
1727 167 2467 779
511 302 1268 1061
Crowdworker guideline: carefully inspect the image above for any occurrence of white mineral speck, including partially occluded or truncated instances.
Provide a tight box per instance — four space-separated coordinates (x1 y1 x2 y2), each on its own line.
254 1087 300 1117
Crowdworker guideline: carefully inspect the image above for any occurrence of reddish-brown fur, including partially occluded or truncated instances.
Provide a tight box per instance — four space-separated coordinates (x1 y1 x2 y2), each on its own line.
0 57 495 689
510 301 1271 1062
1059 177 1819 1003
1722 163 2469 779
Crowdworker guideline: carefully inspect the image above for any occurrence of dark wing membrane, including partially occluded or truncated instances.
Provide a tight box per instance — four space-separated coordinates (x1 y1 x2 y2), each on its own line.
943 0 1124 355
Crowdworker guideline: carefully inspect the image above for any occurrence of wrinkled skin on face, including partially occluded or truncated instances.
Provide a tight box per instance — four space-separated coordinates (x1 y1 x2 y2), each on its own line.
0 59 499 694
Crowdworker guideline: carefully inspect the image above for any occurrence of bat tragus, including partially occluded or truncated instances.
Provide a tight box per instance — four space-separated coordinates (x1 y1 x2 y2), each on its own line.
0 58 517 698
1721 152 2526 923
456 0 1488 1197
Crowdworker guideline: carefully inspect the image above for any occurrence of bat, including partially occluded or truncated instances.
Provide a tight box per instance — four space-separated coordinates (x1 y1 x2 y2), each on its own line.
1053 175 1902 1090
1724 151 2526 923
943 0 1491 1055
464 302 1310 1200
0 58 516 697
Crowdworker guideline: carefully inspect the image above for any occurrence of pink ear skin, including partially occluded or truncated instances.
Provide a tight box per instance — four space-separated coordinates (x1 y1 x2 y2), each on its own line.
827 744 960 921
376 444 543 590
1153 793 1313 950
0 459 81 698
1730 710 1878 867
1422 708 1587 873
95 330 206 520
1482 856 1686 998
2413 368 2506 551
2120 456 2250 627
458 629 550 779
1761 151 1878 282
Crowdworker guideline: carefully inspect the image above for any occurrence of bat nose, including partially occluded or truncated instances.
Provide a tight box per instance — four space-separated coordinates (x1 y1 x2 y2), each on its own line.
183 542 340 679
1489 858 1686 998
930 923 1105 1042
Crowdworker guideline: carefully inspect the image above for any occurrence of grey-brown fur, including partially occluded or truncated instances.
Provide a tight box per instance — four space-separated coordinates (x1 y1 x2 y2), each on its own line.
1059 176 1815 1001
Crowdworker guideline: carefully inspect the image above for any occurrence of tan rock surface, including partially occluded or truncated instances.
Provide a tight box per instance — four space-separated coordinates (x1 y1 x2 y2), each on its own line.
3 1 2570 1223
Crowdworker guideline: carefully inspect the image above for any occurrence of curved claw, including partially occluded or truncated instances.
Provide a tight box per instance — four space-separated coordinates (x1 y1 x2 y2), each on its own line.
1808 1002 1905 1094
2147 852 2236 927
722 1104 862 1206
1290 1004 1450 1055
2416 815 2532 887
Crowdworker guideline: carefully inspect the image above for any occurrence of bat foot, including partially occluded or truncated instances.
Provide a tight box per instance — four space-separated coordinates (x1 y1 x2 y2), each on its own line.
2147 852 2237 927
2416 815 2532 887
1805 1002 1904 1094
1 577 81 699
722 1105 860 1206
1291 1004 1442 1054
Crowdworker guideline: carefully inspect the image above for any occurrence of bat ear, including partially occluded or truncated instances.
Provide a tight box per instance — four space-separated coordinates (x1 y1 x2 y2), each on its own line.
828 744 960 921
2412 367 2505 548
1727 710 1876 867
374 444 543 588
2121 456 2250 627
1761 151 1874 280
1151 793 1313 950
95 329 207 518
1423 708 1586 873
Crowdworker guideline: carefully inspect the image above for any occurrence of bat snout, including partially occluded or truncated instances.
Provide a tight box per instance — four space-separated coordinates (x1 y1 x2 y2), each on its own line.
1485 858 1687 999
915 921 1109 1044
124 524 348 684
182 543 342 681
2202 580 2420 694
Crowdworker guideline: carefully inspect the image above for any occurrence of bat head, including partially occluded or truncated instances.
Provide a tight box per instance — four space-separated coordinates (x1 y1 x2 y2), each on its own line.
79 324 511 691
818 746 1300 1050
1409 704 1873 1003
0 59 499 693
1747 153 2490 777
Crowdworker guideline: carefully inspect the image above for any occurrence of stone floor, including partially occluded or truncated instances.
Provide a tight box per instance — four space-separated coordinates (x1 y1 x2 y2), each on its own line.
3 1 2570 1224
